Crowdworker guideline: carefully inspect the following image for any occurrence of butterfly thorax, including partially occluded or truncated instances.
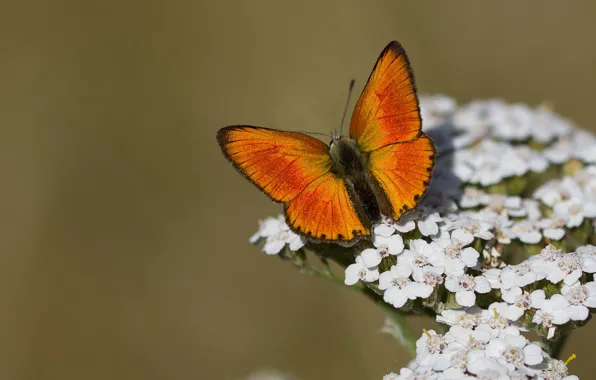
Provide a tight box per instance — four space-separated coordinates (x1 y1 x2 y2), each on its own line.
329 136 387 227
329 137 368 180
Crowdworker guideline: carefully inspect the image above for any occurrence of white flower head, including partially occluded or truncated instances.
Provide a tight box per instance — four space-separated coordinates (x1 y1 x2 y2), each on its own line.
431 230 480 277
344 256 379 286
379 264 424 308
250 215 306 254
360 233 405 267
561 281 596 321
445 274 491 307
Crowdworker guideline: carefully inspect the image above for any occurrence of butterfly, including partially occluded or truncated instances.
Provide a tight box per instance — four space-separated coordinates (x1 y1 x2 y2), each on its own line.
217 41 435 243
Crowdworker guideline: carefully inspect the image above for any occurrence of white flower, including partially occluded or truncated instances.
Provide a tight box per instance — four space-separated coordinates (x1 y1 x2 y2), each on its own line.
445 274 491 307
531 291 570 338
500 287 533 321
417 208 443 236
401 239 445 282
445 215 494 244
577 245 596 273
552 253 583 286
538 358 578 380
344 256 379 285
431 231 480 276
483 268 503 289
378 264 424 308
485 334 543 369
510 220 542 244
250 215 306 254
360 233 405 267
538 217 566 241
500 262 542 290
488 102 533 141
373 216 398 237
530 104 572 143
534 177 584 207
459 186 488 208
561 282 596 321
466 357 510 378
436 309 480 328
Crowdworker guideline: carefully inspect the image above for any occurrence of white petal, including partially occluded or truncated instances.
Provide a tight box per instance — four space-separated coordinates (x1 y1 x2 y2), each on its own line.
504 305 525 321
263 238 285 255
387 234 405 255
361 248 382 268
530 290 546 308
564 270 582 286
568 305 589 321
445 277 461 292
445 259 465 277
456 290 476 307
460 247 480 267
582 255 596 273
474 276 492 293
543 228 565 241
523 344 543 365
418 219 439 236
502 287 522 304
373 223 395 237
452 229 474 246
364 267 380 282
394 220 416 233
344 264 362 285
550 294 570 309
384 287 408 308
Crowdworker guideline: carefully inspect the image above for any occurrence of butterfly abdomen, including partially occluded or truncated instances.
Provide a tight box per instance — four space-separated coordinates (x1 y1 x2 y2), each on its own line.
329 137 384 227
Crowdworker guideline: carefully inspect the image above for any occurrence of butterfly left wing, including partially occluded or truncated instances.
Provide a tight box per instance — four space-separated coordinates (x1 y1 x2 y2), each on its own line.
349 41 435 221
217 126 368 241
349 41 423 152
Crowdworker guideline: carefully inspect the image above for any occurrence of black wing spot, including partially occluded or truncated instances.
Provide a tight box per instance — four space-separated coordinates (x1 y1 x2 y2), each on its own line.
337 233 344 239
423 180 430 186
429 154 435 161
295 226 301 232
307 231 312 237
426 166 433 173
320 234 326 239
414 194 420 201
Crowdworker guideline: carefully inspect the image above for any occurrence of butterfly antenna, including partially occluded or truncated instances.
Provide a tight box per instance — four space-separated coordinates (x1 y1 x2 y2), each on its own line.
297 131 332 138
339 79 356 137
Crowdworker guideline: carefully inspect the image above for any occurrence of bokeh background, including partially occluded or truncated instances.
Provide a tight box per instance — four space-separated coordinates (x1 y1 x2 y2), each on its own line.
2 1 596 379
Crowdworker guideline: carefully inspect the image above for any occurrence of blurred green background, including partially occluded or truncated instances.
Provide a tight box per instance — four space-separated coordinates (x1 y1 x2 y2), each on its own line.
2 1 596 379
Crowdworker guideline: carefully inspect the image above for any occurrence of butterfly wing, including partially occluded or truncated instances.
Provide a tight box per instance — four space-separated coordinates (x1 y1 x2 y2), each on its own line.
217 126 368 241
349 41 435 220
350 40 422 152
368 135 435 219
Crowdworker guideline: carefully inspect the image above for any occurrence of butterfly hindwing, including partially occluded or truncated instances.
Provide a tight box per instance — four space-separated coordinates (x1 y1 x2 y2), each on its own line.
217 126 369 241
349 41 422 152
285 172 369 241
367 135 435 220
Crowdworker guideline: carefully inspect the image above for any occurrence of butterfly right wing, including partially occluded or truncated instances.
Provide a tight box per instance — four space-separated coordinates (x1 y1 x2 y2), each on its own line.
217 126 368 241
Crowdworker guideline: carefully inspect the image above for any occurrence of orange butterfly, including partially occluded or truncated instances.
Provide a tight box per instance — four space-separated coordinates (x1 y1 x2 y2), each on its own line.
217 41 435 242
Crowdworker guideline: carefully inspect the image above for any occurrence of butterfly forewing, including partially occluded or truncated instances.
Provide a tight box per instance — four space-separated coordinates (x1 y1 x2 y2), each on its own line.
350 41 422 151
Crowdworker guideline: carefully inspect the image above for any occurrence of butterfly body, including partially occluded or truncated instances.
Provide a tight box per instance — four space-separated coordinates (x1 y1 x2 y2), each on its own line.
328 135 386 228
217 41 436 243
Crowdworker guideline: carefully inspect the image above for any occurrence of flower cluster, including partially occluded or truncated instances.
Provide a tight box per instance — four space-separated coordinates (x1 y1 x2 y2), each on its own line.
248 95 596 379
384 307 578 379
